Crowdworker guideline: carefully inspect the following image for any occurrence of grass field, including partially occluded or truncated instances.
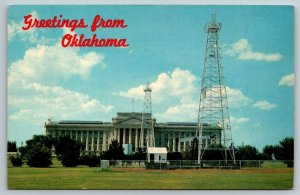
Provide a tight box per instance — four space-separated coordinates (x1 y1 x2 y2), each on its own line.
8 166 293 190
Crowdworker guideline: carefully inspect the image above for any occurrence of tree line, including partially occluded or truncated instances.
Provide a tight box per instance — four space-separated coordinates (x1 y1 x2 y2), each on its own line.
8 135 145 167
8 135 294 167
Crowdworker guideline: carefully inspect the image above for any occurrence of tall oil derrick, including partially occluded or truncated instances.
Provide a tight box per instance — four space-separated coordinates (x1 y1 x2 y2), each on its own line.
140 83 155 148
196 15 235 164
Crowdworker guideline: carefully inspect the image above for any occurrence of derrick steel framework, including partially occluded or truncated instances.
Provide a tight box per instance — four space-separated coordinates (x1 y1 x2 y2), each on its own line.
196 15 235 164
140 83 155 148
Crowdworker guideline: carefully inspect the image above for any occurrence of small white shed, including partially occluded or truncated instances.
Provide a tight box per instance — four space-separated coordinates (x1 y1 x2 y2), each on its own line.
147 147 167 163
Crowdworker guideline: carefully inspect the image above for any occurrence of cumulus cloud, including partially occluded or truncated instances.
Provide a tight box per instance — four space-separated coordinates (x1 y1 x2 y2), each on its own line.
225 39 282 62
278 73 294 87
118 68 251 108
117 68 197 102
8 82 113 124
8 43 105 86
224 86 252 108
230 116 250 124
155 101 198 122
253 100 277 110
230 116 250 132
118 68 255 122
8 10 54 44
201 85 252 108
117 67 274 122
8 29 111 126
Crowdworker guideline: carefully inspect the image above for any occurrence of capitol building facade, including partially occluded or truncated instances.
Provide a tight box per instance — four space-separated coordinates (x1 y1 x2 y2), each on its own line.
45 112 222 153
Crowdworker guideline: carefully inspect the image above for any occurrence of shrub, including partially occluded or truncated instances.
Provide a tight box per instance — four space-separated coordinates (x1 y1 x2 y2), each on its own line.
19 135 55 167
10 154 23 167
26 144 52 167
80 153 100 167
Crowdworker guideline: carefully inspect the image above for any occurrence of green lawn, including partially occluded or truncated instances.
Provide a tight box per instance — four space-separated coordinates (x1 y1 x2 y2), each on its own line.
7 166 293 190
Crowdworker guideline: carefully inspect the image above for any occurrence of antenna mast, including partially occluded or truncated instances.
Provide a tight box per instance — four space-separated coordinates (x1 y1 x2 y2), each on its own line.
140 83 155 148
196 15 235 165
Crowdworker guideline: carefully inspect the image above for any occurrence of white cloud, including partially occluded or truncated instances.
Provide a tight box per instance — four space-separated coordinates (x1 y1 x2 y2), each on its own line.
117 68 197 103
155 101 198 122
153 85 252 122
7 20 19 41
230 116 250 133
253 100 277 110
225 39 282 62
8 27 111 131
224 86 252 108
8 43 105 86
8 10 39 40
9 82 113 124
278 73 294 87
8 10 53 44
118 68 254 122
230 116 250 124
202 86 252 108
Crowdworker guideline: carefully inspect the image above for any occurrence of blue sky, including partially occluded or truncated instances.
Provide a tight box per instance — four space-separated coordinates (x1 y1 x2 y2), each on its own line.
7 5 294 150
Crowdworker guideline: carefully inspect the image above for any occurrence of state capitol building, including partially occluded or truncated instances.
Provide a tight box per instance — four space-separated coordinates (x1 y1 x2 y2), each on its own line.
45 112 222 153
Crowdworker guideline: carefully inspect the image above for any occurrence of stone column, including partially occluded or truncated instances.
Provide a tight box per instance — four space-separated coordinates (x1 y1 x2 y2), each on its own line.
178 133 181 152
141 128 144 147
117 129 120 143
161 133 165 147
173 132 176 152
102 132 107 151
129 129 132 144
70 131 72 139
109 130 113 143
96 131 100 151
167 133 170 149
183 134 186 152
149 129 152 147
189 132 192 146
85 132 89 151
114 129 117 140
75 131 78 140
135 129 138 148
81 131 83 143
122 129 126 144
91 131 94 151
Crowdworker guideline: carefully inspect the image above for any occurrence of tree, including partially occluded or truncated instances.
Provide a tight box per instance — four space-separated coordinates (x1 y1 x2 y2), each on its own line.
262 137 294 167
167 152 183 160
235 144 262 167
55 136 83 167
26 143 52 167
275 137 294 167
235 144 260 160
262 145 281 160
19 135 54 167
101 139 124 160
278 137 293 161
79 152 100 167
9 153 23 167
202 144 225 160
189 138 198 160
131 147 146 160
7 141 17 152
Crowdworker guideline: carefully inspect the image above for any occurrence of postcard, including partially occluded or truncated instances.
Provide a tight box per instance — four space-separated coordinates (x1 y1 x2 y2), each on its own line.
7 5 294 189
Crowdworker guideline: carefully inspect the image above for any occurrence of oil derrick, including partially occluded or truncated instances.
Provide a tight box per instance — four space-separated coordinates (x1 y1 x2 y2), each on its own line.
140 83 155 148
196 15 235 164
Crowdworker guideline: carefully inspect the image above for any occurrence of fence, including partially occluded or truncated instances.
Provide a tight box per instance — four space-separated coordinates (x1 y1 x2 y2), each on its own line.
104 160 293 170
